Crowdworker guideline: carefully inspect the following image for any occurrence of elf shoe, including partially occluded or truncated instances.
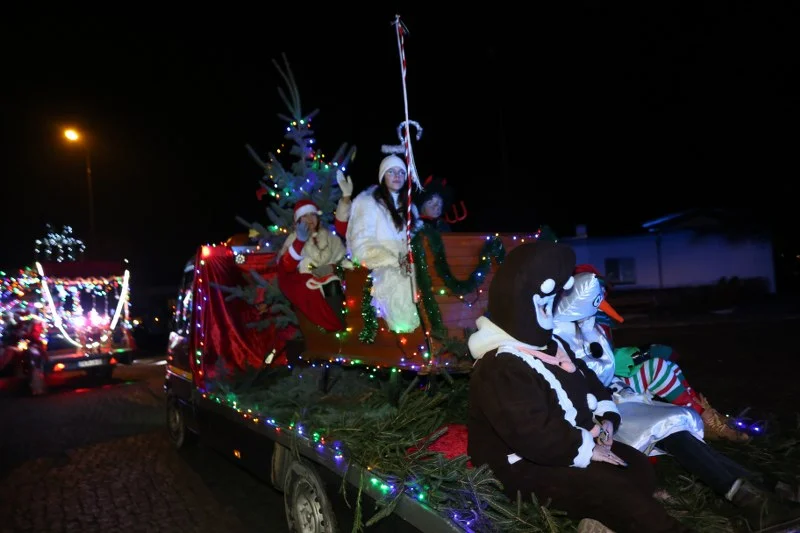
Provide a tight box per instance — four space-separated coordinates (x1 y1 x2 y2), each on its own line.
699 394 751 442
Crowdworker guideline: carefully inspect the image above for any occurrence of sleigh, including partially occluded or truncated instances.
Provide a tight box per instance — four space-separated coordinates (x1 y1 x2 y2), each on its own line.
289 228 536 372
194 229 543 378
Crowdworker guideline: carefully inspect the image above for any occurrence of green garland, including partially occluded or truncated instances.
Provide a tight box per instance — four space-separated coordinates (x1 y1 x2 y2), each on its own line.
411 227 506 339
410 238 448 339
413 226 506 295
358 274 378 343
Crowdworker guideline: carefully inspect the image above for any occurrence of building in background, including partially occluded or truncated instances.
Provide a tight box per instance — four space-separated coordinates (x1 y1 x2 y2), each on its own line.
561 209 776 313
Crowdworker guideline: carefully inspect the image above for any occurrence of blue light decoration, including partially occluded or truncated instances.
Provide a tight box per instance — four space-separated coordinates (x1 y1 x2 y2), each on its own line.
728 407 768 437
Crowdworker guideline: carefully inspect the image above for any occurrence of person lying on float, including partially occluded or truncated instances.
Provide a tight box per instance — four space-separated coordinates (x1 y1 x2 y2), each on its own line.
559 265 749 443
553 270 800 532
277 170 353 332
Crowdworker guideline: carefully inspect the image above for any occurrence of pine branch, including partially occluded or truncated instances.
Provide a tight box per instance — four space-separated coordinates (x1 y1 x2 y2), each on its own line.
245 143 269 171
273 53 301 119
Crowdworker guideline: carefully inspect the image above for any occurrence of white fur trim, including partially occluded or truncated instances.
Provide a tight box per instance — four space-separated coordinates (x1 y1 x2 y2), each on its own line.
468 316 546 360
294 204 322 221
288 243 303 261
574 428 595 468
586 393 598 411
595 400 619 418
306 275 340 292
500 346 592 468
503 347 579 427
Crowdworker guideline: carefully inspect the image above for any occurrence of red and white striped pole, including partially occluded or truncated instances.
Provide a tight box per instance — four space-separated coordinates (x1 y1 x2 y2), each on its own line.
393 14 421 302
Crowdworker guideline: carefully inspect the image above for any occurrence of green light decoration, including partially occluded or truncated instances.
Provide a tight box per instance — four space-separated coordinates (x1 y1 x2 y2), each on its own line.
358 274 378 343
411 226 506 340
199 366 578 533
413 226 507 296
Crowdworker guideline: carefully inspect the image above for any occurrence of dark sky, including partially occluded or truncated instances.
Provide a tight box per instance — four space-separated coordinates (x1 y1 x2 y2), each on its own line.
2 5 799 289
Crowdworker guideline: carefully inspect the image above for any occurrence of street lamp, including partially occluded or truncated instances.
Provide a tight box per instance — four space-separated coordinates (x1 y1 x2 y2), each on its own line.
63 128 95 252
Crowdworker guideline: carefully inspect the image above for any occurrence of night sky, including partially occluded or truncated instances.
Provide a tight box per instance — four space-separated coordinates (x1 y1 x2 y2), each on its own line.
2 5 799 291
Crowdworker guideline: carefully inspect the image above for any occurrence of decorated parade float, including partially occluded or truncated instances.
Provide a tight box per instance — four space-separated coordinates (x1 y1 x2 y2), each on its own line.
163 17 800 533
0 225 134 393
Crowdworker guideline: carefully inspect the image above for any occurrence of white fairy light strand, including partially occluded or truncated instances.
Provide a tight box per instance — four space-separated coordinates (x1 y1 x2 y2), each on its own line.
36 262 130 349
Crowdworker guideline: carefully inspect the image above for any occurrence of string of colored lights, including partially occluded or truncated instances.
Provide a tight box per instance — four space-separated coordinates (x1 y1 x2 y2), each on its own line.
36 262 131 349
199 389 436 515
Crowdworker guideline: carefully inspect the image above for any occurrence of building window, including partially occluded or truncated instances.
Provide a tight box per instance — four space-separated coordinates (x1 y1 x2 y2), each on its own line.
605 258 637 285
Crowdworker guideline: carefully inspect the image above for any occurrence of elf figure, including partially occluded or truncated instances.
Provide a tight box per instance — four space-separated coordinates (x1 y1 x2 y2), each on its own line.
554 269 800 532
277 171 354 332
555 266 750 442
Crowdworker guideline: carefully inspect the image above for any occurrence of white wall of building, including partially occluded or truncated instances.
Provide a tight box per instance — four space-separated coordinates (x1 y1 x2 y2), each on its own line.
564 230 775 292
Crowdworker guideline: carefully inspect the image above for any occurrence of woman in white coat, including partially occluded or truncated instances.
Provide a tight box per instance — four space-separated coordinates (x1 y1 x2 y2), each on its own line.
346 155 423 333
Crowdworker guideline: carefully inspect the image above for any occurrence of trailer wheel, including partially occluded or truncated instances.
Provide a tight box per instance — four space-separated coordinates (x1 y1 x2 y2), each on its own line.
166 397 196 449
285 459 337 533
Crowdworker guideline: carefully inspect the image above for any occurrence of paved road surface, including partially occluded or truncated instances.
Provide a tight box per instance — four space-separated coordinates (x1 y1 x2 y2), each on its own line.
0 358 287 533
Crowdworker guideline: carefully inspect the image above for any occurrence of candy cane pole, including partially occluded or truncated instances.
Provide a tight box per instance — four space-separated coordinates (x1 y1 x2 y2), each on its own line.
393 14 420 303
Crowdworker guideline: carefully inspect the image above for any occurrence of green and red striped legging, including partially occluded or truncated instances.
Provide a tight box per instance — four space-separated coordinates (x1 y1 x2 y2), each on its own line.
621 357 705 415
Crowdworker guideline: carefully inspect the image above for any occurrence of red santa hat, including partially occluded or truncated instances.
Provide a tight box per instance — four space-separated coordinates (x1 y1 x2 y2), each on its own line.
574 264 604 278
294 199 322 222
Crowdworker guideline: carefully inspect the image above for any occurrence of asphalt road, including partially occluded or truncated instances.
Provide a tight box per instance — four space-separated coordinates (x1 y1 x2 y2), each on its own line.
0 357 288 533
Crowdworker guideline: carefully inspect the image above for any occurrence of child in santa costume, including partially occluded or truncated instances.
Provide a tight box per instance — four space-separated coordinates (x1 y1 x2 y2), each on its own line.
346 155 423 333
277 171 353 332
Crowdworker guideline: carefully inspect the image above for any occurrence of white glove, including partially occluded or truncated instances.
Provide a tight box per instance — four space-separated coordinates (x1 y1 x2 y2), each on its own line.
336 170 353 197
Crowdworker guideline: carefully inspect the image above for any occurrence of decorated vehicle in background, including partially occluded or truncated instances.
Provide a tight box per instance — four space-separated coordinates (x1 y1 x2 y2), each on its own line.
0 259 135 393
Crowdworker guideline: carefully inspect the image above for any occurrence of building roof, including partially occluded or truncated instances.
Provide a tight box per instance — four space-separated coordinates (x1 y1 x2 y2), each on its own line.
641 208 729 232
640 208 770 238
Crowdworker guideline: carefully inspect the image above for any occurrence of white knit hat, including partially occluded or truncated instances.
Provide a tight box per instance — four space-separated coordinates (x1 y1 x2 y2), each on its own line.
378 155 407 183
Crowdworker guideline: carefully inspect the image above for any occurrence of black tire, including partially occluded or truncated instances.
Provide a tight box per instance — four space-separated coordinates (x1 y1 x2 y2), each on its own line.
166 397 196 449
284 459 337 533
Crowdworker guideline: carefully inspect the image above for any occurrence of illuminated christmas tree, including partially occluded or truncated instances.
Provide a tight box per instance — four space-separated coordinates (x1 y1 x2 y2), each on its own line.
34 224 86 262
237 54 356 251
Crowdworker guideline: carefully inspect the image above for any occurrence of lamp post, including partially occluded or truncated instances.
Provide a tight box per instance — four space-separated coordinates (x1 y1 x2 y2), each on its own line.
63 128 95 252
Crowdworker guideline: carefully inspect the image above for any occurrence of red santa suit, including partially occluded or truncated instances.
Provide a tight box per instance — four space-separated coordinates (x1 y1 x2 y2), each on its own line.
278 199 352 332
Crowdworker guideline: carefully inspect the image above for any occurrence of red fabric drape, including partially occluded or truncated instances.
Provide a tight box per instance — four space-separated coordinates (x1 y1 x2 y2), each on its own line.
194 248 296 387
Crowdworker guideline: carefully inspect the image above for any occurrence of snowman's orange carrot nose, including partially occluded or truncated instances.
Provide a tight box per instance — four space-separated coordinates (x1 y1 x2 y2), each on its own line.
599 300 624 323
